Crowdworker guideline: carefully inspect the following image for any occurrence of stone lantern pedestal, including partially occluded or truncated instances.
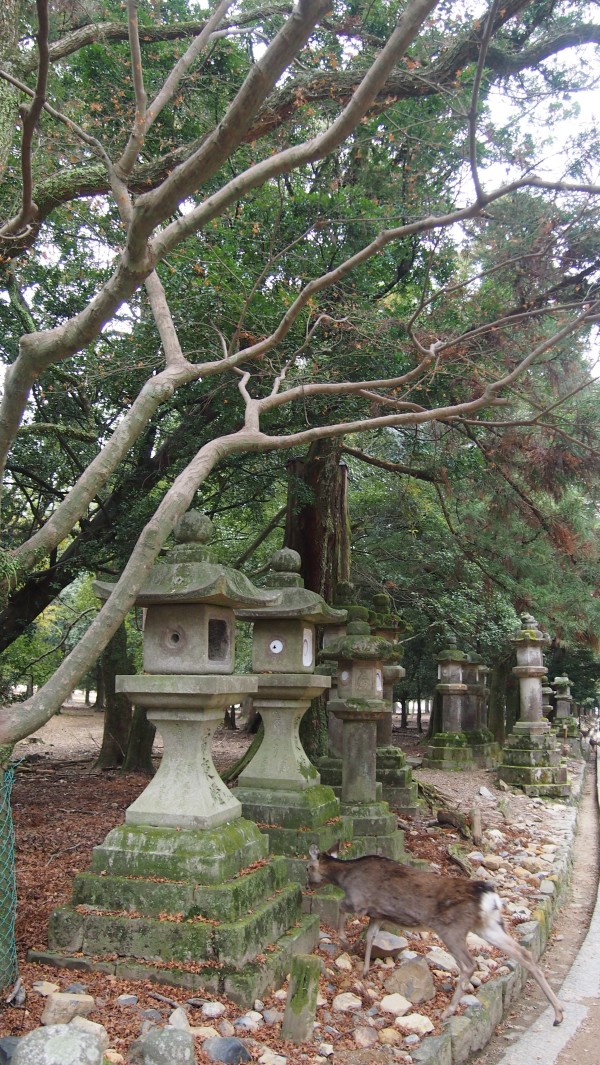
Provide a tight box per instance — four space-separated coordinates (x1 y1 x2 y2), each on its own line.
32 515 318 1004
235 550 352 875
424 641 499 770
498 615 570 797
319 613 406 860
318 596 418 814
553 674 580 755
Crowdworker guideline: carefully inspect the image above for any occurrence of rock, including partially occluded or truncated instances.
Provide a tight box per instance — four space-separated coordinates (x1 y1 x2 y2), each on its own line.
404 1033 421 1045
394 1013 435 1036
317 1045 334 1057
0 1037 20 1064
425 947 458 973
378 1025 402 1044
12 1025 104 1065
481 855 503 871
253 1001 264 1012
258 1052 286 1065
104 1053 125 1065
539 879 556 895
129 1029 196 1063
40 992 95 1026
383 958 435 1004
68 1017 110 1052
219 1021 236 1038
168 1007 191 1031
262 1010 283 1026
335 952 354 971
479 786 494 799
190 1027 220 1040
31 982 59 997
353 1027 378 1049
460 994 482 1008
202 1003 226 1019
203 1036 252 1064
234 1011 263 1032
370 931 408 960
117 994 139 1007
64 984 87 994
332 992 362 1012
379 993 411 1017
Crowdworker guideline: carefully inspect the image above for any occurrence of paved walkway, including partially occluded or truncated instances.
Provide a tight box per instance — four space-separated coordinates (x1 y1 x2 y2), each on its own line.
495 752 600 1065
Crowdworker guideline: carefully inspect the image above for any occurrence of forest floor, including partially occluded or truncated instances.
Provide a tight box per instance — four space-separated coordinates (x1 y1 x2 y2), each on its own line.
1 703 595 1064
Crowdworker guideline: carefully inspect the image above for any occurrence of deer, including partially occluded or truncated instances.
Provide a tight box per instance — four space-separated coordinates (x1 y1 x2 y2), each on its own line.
307 844 563 1025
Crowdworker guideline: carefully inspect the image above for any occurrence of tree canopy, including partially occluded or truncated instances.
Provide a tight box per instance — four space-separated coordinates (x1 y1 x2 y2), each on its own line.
0 0 599 744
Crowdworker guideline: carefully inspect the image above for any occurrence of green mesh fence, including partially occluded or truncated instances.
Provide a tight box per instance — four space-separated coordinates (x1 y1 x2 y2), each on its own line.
0 765 18 992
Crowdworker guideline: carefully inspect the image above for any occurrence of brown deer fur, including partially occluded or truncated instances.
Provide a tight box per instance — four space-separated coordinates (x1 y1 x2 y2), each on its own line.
307 844 563 1025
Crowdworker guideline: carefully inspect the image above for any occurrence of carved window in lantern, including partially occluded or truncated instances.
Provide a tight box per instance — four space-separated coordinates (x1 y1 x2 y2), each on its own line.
302 627 314 668
208 618 230 661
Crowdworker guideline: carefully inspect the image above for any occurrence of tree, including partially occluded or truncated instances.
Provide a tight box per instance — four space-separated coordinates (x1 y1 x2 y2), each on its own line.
0 0 599 752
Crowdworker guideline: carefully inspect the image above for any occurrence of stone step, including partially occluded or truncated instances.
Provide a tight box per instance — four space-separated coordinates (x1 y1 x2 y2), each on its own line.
72 856 289 923
30 913 320 1008
49 881 303 969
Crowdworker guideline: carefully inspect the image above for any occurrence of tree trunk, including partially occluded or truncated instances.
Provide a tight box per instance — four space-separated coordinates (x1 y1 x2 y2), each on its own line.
94 665 105 711
0 0 20 181
299 696 329 762
284 439 351 760
488 655 512 745
94 624 133 769
122 707 156 775
284 439 350 602
400 697 408 728
426 690 443 740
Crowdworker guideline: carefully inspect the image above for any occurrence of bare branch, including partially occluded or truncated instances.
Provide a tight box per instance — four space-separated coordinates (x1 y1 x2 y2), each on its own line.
468 0 501 201
0 0 50 238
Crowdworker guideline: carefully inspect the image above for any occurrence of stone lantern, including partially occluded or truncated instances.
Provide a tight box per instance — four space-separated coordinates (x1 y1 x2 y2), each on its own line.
436 637 468 733
320 608 406 859
498 614 570 797
96 510 280 831
235 548 351 865
37 513 319 1003
553 674 578 742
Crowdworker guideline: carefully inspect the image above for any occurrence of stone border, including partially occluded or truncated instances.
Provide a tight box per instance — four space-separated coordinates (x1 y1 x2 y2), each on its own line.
410 760 585 1065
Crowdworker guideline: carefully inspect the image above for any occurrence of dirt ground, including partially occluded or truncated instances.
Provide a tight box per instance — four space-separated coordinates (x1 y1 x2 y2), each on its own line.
2 706 598 1063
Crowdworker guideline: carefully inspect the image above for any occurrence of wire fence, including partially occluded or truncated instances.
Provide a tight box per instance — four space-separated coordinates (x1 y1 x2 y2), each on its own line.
0 765 18 992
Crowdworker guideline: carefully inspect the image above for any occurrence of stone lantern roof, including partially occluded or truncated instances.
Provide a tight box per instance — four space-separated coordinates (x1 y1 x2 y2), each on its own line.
94 511 280 609
236 548 347 624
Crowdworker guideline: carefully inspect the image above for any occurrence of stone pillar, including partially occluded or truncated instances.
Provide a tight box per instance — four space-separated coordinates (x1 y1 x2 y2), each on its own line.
320 611 406 859
497 614 570 797
553 674 578 744
437 639 468 733
461 655 482 732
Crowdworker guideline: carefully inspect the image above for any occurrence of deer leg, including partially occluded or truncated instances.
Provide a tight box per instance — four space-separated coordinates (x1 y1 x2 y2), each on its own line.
362 919 382 976
481 921 563 1025
337 905 351 948
437 937 476 1020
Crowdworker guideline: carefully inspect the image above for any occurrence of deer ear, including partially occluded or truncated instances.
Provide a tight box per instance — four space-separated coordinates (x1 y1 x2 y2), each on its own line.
327 840 340 858
308 844 320 860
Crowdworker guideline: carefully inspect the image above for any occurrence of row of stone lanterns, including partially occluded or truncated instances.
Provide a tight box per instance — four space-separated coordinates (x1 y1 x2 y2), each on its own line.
31 513 572 1004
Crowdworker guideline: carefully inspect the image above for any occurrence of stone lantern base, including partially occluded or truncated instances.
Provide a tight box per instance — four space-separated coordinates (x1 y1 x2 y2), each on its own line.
30 818 319 1005
423 730 501 771
497 730 571 797
316 748 419 814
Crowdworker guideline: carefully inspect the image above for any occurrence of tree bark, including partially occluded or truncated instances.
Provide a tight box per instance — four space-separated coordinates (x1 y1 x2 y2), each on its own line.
122 707 156 775
94 624 133 769
488 654 512 744
284 439 350 602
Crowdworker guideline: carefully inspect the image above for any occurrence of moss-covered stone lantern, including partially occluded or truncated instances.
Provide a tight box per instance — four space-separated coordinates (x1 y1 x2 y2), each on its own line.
235 548 351 869
94 511 280 831
498 614 570 797
35 514 320 1003
319 608 406 859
